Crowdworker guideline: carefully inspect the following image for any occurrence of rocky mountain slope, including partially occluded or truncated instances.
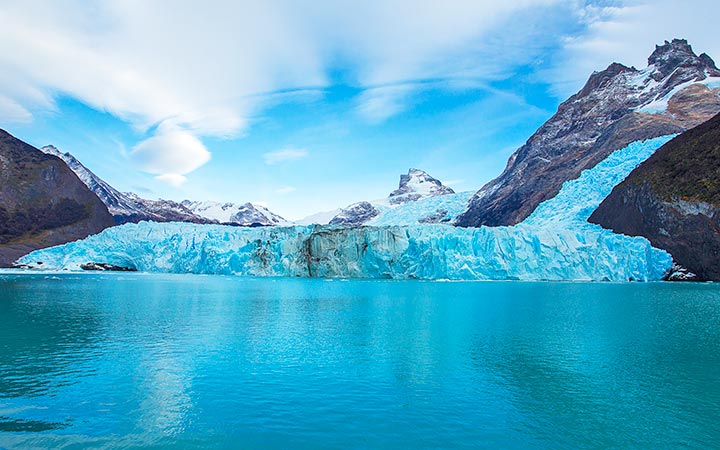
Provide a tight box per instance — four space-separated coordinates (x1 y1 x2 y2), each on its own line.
456 39 720 227
42 146 289 227
181 200 291 226
0 131 113 266
329 202 380 226
41 146 209 225
328 168 455 226
589 112 720 281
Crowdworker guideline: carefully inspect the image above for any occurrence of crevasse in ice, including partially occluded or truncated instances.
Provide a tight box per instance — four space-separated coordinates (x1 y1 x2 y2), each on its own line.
20 136 675 281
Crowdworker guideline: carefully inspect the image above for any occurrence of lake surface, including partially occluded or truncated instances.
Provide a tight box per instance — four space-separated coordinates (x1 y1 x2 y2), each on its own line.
0 273 718 449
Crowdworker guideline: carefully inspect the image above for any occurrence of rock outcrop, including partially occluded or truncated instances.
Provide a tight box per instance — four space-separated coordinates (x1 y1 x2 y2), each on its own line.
589 112 720 281
388 168 454 205
0 131 114 265
329 202 379 226
457 39 720 227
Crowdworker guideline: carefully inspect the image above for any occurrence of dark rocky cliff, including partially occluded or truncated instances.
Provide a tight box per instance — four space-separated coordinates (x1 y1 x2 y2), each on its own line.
589 112 720 281
0 130 114 266
457 39 720 227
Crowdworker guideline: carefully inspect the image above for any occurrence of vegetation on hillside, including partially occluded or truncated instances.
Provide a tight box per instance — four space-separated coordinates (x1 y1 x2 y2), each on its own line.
628 112 720 205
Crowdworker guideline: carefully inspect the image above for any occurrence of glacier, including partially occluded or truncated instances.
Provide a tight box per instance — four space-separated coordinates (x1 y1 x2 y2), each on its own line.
368 191 475 226
20 136 675 281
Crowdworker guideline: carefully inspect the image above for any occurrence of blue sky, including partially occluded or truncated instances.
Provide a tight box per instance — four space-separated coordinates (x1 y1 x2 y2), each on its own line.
1 0 719 219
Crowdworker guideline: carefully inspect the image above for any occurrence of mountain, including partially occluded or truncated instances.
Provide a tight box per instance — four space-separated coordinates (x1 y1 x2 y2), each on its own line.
20 136 675 281
589 112 720 281
388 168 455 205
181 200 291 226
329 202 380 226
0 130 114 266
42 145 291 227
327 168 456 226
41 145 209 225
456 39 720 227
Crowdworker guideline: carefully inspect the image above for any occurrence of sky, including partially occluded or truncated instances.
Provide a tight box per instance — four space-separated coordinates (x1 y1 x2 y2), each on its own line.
1 0 719 220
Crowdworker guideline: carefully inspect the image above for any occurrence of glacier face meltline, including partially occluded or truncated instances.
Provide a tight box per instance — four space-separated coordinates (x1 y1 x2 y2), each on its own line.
20 137 675 281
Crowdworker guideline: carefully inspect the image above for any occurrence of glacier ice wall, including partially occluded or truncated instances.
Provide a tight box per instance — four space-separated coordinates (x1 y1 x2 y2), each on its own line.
369 191 475 226
20 136 675 281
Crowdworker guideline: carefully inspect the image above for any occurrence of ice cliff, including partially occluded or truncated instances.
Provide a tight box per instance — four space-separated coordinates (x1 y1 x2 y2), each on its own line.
20 137 675 281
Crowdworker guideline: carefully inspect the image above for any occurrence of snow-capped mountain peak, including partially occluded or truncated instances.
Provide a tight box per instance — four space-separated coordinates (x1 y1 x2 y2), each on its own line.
321 168 456 226
181 200 291 226
647 39 719 82
456 38 720 227
40 146 282 226
388 168 455 205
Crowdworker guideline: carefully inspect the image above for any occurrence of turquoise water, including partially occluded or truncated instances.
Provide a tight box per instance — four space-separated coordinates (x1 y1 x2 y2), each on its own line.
0 273 719 449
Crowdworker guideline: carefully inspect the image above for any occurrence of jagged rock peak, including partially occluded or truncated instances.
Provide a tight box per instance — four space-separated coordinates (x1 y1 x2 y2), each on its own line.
41 144 62 155
578 62 637 99
648 38 720 80
455 38 720 228
388 168 454 205
329 201 379 226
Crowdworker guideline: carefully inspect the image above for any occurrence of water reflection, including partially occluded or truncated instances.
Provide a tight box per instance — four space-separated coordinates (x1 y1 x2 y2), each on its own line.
0 274 718 448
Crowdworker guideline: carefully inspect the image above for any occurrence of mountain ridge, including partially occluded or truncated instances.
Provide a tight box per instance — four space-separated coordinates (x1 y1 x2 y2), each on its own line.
456 38 720 227
0 131 113 266
41 145 290 227
41 145 210 225
327 168 456 226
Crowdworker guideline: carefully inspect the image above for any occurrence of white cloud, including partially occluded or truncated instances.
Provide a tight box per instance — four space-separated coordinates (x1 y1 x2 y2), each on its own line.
275 186 297 195
6 0 669 180
0 95 32 123
130 125 211 183
0 1 567 127
263 147 308 165
355 85 415 123
154 174 187 187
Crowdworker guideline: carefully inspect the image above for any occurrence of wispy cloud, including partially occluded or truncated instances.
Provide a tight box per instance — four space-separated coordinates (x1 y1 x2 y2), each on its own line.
0 95 32 123
154 174 187 187
0 0 573 178
355 85 415 123
275 186 297 195
263 147 308 165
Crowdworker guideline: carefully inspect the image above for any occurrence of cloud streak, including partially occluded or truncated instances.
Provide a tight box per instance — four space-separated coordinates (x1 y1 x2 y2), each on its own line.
4 0 718 183
0 0 570 179
263 147 308 165
275 186 297 195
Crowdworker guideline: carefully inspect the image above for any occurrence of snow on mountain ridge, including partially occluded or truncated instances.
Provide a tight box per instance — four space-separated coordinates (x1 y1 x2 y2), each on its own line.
181 200 291 226
40 145 207 224
457 38 720 228
388 168 455 205
41 145 288 226
21 136 675 281
324 168 457 226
